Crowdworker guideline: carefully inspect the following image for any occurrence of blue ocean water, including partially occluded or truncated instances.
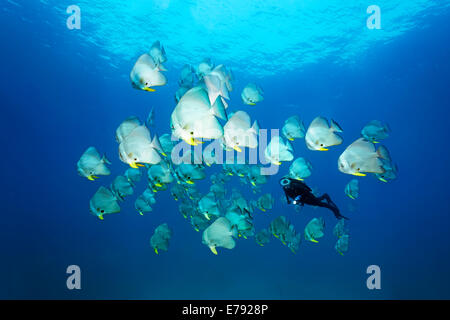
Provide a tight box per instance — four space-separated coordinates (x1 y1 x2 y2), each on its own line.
1 0 450 299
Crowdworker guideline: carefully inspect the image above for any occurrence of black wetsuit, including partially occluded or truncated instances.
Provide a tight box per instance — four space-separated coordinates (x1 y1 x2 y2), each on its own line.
281 178 348 220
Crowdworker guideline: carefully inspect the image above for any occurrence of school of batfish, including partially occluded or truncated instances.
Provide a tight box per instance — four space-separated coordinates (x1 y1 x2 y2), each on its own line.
77 41 397 256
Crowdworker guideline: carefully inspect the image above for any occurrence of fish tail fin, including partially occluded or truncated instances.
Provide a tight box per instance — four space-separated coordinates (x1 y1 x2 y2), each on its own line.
220 80 230 100
230 225 238 238
330 119 343 133
210 96 227 120
204 75 221 105
250 120 260 135
146 107 154 127
221 96 229 111
376 145 391 162
102 154 111 165
150 134 164 155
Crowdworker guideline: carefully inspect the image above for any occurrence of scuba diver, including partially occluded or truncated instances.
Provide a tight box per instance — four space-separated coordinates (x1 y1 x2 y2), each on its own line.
280 177 348 220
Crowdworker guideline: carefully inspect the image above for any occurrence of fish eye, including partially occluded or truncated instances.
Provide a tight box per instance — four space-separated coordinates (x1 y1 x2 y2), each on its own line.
320 144 323 146
101 210 104 213
134 158 137 161
190 131 194 135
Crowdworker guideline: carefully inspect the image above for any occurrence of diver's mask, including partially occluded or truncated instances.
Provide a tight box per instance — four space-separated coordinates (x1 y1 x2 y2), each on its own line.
279 177 291 187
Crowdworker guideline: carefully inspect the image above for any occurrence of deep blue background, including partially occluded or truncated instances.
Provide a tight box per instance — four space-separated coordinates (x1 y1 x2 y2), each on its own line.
1 3 450 299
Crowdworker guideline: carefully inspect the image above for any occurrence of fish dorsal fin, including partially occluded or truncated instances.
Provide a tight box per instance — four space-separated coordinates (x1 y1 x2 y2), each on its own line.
287 115 300 125
97 186 113 199
310 116 329 130
213 64 227 77
138 53 157 69
128 125 151 141
228 111 250 128
350 138 376 153
151 40 161 50
84 146 101 160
